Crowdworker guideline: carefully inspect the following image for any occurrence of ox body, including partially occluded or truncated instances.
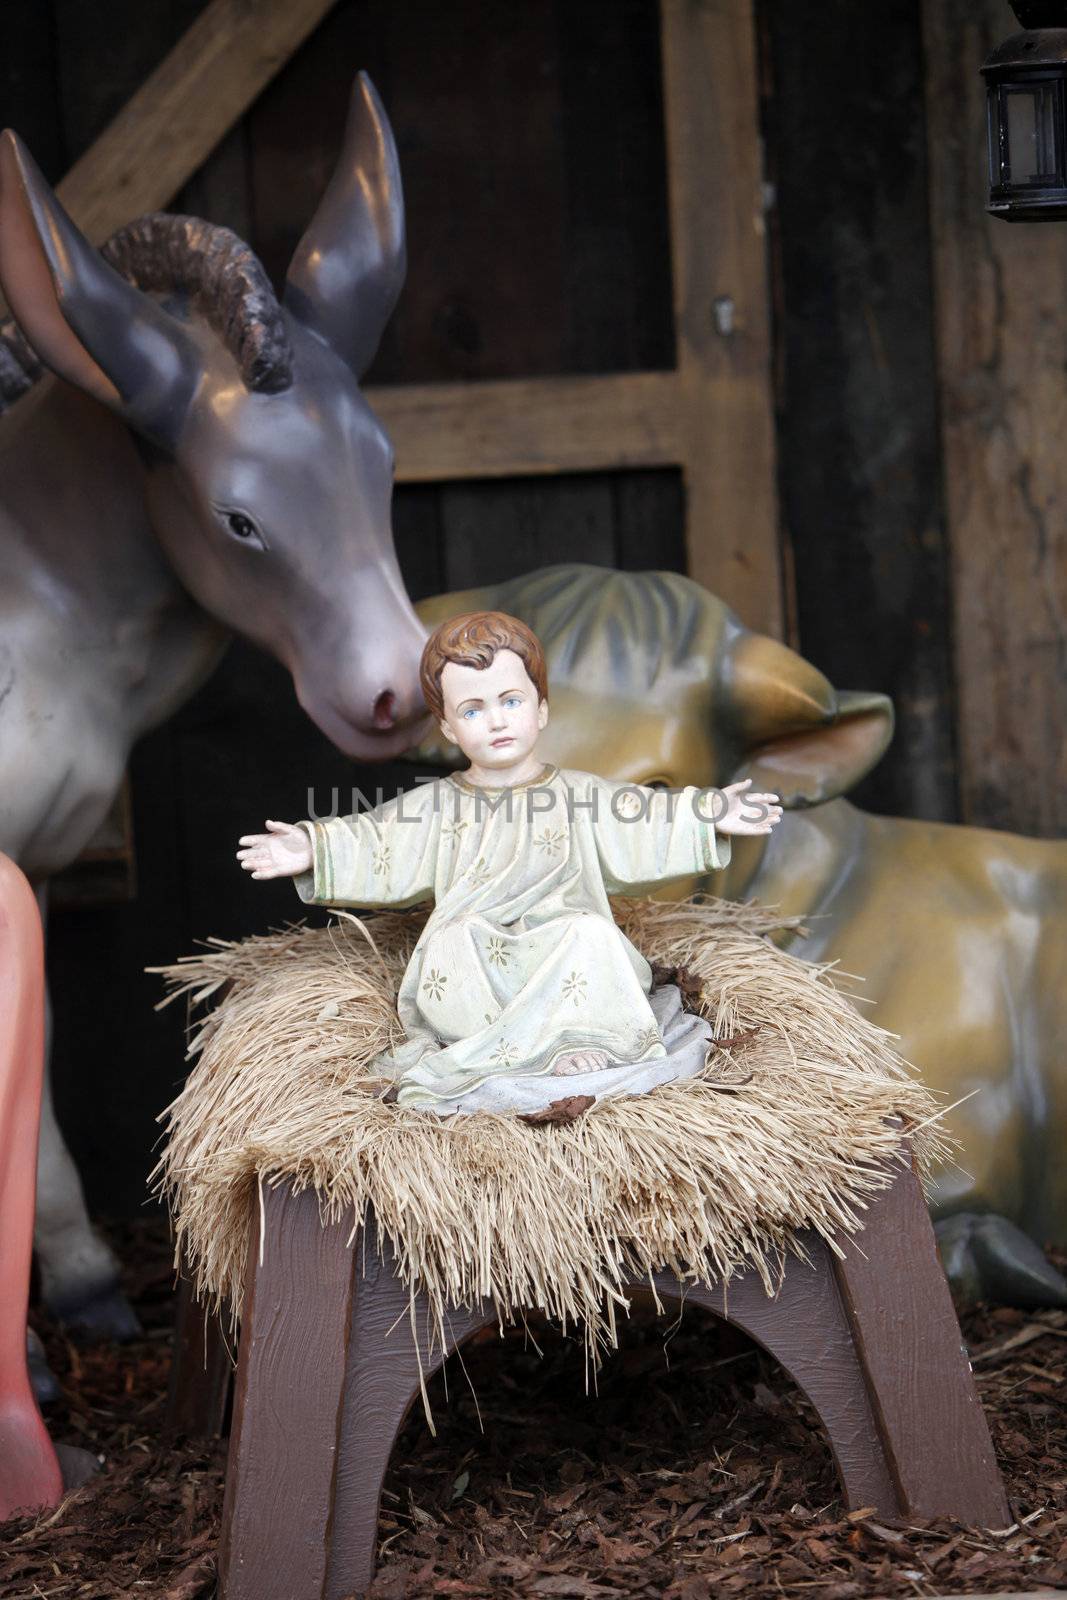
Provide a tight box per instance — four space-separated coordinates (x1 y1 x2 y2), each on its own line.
415 565 1067 1303
0 76 429 1336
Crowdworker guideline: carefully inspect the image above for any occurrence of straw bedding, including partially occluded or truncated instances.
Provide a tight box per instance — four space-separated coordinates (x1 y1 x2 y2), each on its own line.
151 895 945 1366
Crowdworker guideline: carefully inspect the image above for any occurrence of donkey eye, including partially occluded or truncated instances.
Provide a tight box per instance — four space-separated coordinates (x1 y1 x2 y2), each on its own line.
219 509 267 550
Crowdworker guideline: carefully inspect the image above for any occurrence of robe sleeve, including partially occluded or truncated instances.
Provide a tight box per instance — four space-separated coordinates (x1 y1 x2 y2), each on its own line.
291 791 439 909
591 779 731 895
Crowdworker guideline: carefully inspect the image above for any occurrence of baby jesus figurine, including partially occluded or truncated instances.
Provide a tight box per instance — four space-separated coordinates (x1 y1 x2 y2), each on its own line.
238 612 782 1116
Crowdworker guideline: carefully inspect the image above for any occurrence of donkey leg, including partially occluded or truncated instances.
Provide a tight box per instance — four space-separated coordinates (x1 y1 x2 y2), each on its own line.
26 1325 60 1405
31 887 140 1342
0 853 63 1519
33 1049 140 1339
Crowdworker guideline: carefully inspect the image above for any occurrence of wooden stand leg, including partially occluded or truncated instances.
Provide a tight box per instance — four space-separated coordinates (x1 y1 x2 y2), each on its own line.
215 1155 1011 1600
831 1157 1011 1527
325 1221 495 1600
166 1269 232 1438
218 1183 358 1600
654 1235 901 1516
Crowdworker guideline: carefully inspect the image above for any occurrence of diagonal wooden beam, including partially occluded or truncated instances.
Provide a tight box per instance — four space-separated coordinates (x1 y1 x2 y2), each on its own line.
55 0 337 246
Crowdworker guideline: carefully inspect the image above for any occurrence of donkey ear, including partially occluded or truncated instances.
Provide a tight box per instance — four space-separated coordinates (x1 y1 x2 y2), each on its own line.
284 72 406 378
0 130 196 448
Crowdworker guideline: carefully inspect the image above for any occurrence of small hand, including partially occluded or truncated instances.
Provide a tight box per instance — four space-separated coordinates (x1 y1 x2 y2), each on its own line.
715 778 783 836
236 819 313 879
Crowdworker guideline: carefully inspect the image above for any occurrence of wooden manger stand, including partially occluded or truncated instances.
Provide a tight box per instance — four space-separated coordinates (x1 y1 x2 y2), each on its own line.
169 1147 1009 1599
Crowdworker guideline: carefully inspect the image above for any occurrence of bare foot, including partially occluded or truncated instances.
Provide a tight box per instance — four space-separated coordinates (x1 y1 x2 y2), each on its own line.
552 1048 612 1076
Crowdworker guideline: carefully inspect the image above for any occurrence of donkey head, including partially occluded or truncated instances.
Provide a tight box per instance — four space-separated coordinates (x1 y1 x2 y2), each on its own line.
0 74 429 759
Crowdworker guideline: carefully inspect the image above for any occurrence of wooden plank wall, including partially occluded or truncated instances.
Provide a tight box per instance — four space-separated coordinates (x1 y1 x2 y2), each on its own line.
760 0 958 825
767 0 1065 836
242 0 681 600
923 0 1067 837
54 0 336 247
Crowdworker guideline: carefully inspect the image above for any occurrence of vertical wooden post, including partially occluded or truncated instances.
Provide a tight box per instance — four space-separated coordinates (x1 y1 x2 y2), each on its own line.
922 0 1067 838
660 0 783 637
218 1183 357 1600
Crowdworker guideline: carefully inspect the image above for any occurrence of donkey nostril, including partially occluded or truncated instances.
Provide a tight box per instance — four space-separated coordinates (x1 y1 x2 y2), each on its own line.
372 689 397 730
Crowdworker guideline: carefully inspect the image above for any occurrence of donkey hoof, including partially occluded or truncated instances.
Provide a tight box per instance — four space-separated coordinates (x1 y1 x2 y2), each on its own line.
49 1285 142 1345
55 1442 101 1492
27 1327 62 1405
936 1211 1067 1308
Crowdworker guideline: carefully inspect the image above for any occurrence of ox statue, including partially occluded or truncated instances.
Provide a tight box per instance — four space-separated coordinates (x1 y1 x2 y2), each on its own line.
413 564 1067 1306
0 74 429 1357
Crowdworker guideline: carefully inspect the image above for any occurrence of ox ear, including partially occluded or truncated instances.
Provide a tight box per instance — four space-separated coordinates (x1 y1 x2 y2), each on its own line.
729 689 895 807
284 72 406 378
728 689 895 808
723 631 894 807
0 131 197 449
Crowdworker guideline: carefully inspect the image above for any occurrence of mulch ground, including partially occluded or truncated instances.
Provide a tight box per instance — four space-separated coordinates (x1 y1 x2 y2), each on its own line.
1 1219 1063 1600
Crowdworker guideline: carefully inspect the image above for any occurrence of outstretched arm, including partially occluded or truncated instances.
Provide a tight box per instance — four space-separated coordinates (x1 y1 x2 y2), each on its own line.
592 776 781 895
238 794 440 909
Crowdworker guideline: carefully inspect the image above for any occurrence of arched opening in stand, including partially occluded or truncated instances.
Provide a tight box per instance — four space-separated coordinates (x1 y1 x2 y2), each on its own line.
375 1300 840 1586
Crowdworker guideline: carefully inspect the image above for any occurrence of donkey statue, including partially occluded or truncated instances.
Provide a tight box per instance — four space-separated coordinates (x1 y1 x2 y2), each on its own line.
0 74 429 1356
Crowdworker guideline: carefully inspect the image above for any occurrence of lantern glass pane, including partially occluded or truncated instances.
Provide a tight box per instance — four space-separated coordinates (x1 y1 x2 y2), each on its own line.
1004 82 1060 185
989 86 1007 185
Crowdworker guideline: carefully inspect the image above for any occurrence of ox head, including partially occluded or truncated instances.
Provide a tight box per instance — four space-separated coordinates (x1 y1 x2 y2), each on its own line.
0 74 429 760
410 565 894 802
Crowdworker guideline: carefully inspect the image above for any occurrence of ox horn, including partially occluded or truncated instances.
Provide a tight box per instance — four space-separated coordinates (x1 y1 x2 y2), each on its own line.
724 631 838 743
723 631 894 807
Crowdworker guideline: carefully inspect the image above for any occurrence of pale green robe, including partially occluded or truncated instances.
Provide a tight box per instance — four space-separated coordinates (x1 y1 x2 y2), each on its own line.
295 764 731 1108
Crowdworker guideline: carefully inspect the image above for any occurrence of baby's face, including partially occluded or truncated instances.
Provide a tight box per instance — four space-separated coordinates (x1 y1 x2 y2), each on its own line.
438 649 548 773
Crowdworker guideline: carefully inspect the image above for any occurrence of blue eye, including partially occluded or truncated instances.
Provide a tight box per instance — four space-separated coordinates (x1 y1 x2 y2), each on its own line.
462 708 478 720
504 696 521 708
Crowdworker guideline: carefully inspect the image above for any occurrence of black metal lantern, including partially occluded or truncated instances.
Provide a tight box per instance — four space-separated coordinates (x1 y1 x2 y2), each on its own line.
983 3 1067 220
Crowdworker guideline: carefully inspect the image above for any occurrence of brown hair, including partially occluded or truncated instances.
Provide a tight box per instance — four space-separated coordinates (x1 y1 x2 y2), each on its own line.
420 610 549 721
